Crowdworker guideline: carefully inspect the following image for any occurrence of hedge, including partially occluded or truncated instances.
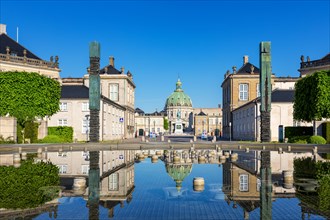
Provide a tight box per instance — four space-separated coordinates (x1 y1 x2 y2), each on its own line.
285 126 313 139
48 126 73 143
322 122 330 144
0 159 60 209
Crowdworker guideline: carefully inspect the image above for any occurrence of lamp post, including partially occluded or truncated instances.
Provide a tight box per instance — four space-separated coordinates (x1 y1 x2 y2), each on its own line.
148 117 150 137
229 122 232 142
153 120 156 135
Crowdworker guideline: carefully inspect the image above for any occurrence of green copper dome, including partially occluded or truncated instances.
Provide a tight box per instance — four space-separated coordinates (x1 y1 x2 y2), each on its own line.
165 79 193 108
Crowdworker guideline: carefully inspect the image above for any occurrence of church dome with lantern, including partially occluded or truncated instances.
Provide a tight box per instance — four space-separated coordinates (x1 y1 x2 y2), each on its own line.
165 79 193 108
164 79 193 133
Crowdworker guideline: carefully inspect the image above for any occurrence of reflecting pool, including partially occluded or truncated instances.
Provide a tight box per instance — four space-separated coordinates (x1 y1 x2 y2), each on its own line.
1 149 329 220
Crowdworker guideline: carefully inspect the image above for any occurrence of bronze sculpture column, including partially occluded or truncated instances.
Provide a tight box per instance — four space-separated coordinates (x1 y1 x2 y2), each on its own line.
259 41 272 220
88 41 101 220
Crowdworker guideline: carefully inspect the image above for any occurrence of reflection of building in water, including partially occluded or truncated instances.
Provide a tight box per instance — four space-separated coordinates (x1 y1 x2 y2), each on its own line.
222 159 272 219
166 163 192 192
222 151 314 219
97 157 135 218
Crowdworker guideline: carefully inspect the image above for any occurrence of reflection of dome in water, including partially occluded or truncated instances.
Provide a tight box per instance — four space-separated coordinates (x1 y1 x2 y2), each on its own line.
165 79 193 108
166 163 192 191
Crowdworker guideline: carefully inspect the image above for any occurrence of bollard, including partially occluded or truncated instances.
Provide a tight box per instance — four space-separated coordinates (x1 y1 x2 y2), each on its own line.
313 146 318 155
278 147 283 154
238 145 242 150
173 156 181 164
141 136 145 142
198 155 206 164
262 146 266 150
224 151 230 158
193 136 197 142
168 139 171 143
245 148 250 153
151 155 158 163
37 147 43 159
231 153 238 162
161 135 164 142
21 152 27 160
193 177 205 192
13 153 21 168
18 147 22 154
282 170 293 189
287 146 291 152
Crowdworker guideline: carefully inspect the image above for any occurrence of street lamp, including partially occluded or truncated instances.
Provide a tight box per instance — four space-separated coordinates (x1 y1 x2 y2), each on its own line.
85 114 90 142
229 122 232 142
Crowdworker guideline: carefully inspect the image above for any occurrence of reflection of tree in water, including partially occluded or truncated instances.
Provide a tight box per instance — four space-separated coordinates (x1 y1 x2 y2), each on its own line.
294 157 330 219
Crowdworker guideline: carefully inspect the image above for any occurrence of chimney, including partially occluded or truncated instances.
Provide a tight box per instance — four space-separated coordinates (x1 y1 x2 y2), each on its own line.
0 24 7 35
243 55 249 65
109 56 115 67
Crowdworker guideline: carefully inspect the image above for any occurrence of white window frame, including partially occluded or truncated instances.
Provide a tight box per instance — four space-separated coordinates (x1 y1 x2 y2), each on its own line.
82 102 89 111
257 83 261 97
239 84 249 101
108 173 119 191
82 165 89 174
60 102 68 111
109 84 119 101
239 174 249 191
58 119 68 126
58 165 67 174
82 119 89 134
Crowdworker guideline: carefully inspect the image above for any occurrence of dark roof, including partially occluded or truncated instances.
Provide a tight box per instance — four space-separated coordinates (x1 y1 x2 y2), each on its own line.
61 85 89 99
0 33 41 60
99 65 121 75
271 89 295 102
197 111 207 116
236 63 260 75
135 108 145 114
232 89 295 113
61 85 126 110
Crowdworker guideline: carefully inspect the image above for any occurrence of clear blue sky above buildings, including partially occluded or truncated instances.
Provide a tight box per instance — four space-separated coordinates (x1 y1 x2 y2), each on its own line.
1 0 329 113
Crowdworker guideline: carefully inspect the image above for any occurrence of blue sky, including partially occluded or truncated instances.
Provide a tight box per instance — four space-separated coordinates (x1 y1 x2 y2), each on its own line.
1 0 329 113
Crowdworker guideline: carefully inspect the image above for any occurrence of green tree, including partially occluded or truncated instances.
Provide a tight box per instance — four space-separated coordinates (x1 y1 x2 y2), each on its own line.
0 71 61 141
293 70 330 122
163 117 169 131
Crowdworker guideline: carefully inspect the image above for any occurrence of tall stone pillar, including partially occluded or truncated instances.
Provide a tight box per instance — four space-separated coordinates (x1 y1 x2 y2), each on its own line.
259 42 272 219
88 41 101 220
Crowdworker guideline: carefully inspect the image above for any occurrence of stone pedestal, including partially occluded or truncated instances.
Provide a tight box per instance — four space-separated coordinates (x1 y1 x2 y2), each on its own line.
174 120 183 134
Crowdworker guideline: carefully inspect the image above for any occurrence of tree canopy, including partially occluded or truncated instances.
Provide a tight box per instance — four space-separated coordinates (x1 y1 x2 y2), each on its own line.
0 71 61 121
293 70 330 122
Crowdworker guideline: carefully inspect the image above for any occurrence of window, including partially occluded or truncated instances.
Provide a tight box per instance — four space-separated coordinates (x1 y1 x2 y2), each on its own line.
108 173 119 190
239 174 249 191
257 83 261 97
82 102 89 111
58 119 68 126
58 152 67 157
58 165 67 174
109 84 119 101
239 84 249 101
82 119 89 133
60 102 67 111
257 178 261 191
82 165 89 174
